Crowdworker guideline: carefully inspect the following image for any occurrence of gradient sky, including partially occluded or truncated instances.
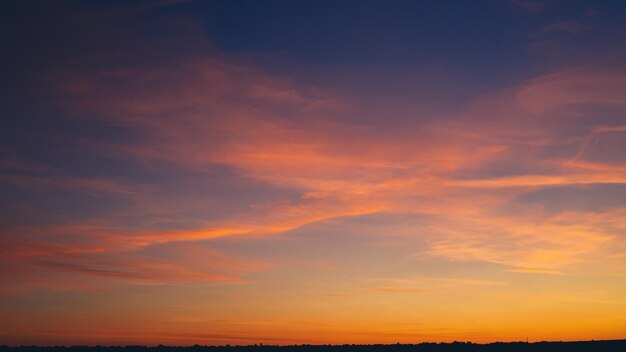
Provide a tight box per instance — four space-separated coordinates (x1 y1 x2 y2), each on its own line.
2 0 626 346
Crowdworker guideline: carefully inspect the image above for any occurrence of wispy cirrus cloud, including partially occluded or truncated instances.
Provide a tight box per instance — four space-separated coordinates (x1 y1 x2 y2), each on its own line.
516 69 626 114
1 41 625 330
12 57 620 282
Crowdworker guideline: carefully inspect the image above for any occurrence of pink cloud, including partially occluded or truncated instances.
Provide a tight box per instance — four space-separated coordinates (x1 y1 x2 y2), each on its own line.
3 54 625 291
1 236 268 289
516 69 626 114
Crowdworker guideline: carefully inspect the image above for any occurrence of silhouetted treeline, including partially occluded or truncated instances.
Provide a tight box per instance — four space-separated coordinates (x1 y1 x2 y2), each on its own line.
2 340 626 352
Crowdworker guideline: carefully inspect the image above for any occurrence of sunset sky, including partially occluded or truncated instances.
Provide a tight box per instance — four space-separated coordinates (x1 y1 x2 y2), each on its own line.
1 0 626 346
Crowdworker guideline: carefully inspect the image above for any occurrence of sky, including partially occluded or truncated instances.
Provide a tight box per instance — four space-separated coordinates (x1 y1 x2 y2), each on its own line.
1 0 626 346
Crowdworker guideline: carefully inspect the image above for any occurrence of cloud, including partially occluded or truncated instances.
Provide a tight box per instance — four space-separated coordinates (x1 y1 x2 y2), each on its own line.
60 62 624 275
507 267 563 275
540 21 588 35
364 286 432 294
572 126 626 166
516 69 626 114
514 184 626 213
1 238 268 289
2 48 626 296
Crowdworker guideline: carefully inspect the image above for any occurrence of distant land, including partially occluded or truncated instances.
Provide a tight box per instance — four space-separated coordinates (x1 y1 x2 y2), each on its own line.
2 340 626 352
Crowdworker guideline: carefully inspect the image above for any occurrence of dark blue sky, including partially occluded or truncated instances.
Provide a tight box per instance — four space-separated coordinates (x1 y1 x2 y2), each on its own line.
3 0 626 72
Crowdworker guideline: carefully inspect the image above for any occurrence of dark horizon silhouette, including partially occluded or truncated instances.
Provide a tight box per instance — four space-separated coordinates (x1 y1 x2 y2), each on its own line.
2 339 626 352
